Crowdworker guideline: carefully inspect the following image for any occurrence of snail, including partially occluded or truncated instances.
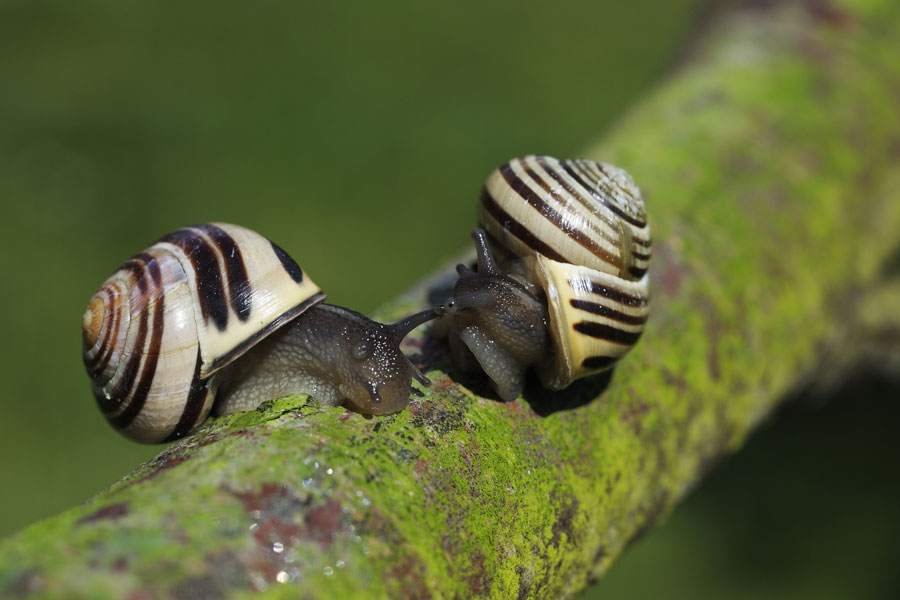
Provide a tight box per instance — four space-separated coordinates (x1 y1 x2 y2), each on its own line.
82 223 436 443
437 155 651 401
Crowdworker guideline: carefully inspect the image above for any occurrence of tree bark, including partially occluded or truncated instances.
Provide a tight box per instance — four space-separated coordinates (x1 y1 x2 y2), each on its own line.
3 1 900 598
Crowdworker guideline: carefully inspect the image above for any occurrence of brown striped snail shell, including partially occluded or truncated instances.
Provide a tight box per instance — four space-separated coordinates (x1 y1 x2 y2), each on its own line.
438 155 650 401
83 223 436 443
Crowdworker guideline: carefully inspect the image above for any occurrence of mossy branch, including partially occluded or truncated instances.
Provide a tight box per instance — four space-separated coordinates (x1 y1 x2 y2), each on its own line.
3 1 900 598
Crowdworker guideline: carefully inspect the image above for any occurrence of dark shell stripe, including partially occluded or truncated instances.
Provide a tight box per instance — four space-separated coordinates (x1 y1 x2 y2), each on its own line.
527 156 622 256
89 249 210 441
160 228 231 331
573 281 646 322
569 274 647 357
483 156 651 281
94 261 156 418
111 289 165 429
573 321 643 346
101 305 147 416
632 249 652 261
569 299 648 325
113 253 167 429
532 155 631 250
501 159 625 271
83 223 323 442
582 356 617 370
480 187 568 263
163 347 213 442
152 223 323 378
505 160 623 269
562 159 651 266
563 159 648 229
85 286 123 376
164 225 308 332
84 287 129 391
271 241 304 283
195 224 253 322
554 157 652 268
583 279 649 308
491 156 652 388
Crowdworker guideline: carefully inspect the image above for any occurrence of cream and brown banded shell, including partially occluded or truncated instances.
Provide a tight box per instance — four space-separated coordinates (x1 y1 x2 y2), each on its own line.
81 223 324 443
478 155 651 388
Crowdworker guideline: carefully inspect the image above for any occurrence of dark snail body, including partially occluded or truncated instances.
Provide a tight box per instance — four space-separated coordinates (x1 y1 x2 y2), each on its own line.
438 155 651 401
82 223 434 443
217 303 434 416
441 230 551 401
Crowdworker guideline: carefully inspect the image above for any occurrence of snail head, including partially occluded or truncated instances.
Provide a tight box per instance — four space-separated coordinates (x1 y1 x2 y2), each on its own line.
438 228 546 328
333 307 436 415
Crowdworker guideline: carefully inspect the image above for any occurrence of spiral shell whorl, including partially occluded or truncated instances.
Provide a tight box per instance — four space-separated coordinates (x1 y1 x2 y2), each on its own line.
82 249 213 443
479 155 651 280
83 275 132 387
82 223 324 443
478 155 652 388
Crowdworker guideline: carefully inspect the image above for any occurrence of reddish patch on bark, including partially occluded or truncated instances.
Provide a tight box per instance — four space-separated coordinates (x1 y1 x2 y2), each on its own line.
196 435 221 448
440 532 461 558
338 410 354 423
620 400 650 436
231 483 299 514
456 439 480 470
304 498 343 547
197 429 254 449
660 368 687 392
463 551 492 596
803 0 853 27
228 483 346 552
129 452 190 486
112 556 129 572
195 427 254 448
231 485 303 554
550 500 578 547
652 241 688 298
408 397 466 436
157 455 188 471
890 138 900 159
77 502 130 525
389 554 431 600
226 483 349 584
363 506 392 536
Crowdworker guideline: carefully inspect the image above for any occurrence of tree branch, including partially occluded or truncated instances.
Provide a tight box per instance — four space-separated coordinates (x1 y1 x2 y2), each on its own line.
3 1 900 598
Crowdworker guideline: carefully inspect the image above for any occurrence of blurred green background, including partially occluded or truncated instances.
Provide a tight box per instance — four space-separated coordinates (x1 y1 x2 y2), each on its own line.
1 1 897 597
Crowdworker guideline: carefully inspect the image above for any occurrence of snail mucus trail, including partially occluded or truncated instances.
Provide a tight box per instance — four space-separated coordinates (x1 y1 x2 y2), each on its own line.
435 155 651 402
82 223 436 443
